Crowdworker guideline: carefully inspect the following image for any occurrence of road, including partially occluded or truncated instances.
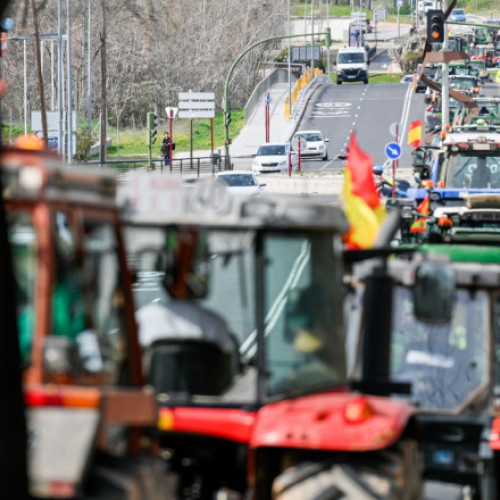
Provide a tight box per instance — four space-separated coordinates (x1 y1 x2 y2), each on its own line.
295 80 426 172
292 71 500 185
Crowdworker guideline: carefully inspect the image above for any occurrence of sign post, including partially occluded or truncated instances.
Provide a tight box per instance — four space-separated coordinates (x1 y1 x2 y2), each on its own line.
178 91 215 169
265 93 271 143
385 140 402 199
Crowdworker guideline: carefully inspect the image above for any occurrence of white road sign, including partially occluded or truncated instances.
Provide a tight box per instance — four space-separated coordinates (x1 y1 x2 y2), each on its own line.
178 91 215 119
165 107 178 119
178 91 215 101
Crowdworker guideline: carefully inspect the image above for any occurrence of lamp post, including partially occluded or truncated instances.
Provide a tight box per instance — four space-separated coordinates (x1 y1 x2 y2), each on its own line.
287 0 292 117
326 0 330 77
87 0 92 143
310 0 314 71
66 0 73 163
58 0 63 156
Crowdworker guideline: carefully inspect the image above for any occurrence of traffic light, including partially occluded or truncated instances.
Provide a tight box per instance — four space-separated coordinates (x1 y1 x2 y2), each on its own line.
427 9 445 44
147 112 158 145
224 111 232 128
325 27 332 47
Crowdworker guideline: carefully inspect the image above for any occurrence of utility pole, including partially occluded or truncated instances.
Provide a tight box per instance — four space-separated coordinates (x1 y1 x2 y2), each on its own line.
57 0 64 156
326 0 330 77
66 0 73 163
99 0 107 164
287 0 292 116
310 0 315 71
87 0 92 144
441 0 449 132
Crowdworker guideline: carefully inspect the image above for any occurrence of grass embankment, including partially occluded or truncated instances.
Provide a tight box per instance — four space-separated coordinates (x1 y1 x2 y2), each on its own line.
3 109 246 160
328 73 404 84
103 109 245 159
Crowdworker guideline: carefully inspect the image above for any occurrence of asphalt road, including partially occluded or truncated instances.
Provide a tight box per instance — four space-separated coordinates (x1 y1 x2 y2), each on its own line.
295 79 426 172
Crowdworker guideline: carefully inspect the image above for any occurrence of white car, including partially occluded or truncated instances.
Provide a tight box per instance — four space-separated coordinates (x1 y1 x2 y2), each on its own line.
215 170 265 195
292 130 329 160
251 142 299 174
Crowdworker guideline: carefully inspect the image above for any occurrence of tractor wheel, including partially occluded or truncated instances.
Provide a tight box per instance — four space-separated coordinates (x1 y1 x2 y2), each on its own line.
272 439 422 500
84 453 176 500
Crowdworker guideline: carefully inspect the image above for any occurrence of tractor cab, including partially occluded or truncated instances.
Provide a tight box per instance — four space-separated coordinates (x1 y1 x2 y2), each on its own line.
120 178 424 499
1 145 165 498
346 240 500 497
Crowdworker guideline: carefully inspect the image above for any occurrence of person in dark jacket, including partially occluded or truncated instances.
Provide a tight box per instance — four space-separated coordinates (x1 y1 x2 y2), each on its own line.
470 157 492 188
161 131 174 167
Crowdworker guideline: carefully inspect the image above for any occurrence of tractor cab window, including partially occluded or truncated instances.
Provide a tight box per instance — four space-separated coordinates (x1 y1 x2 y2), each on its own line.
264 232 346 397
48 212 129 385
78 218 130 385
8 211 37 364
391 287 489 412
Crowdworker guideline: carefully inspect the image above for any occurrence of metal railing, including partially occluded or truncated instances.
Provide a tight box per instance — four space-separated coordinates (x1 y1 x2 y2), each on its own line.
79 154 227 177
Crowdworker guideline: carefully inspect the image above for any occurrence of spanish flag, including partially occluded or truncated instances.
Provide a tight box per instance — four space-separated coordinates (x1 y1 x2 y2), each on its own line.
416 193 430 216
341 132 386 249
408 119 422 148
409 217 427 233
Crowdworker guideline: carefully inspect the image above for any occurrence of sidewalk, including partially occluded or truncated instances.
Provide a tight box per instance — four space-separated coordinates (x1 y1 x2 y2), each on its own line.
229 82 298 159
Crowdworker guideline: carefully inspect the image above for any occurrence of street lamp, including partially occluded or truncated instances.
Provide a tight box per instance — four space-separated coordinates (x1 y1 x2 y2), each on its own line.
310 0 314 71
287 0 292 116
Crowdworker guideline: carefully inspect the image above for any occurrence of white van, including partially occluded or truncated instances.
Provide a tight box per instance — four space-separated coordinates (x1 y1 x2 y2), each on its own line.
417 0 441 17
335 47 369 85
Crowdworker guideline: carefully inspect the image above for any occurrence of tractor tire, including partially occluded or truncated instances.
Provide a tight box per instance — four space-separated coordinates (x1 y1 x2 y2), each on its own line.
272 439 422 500
84 453 177 500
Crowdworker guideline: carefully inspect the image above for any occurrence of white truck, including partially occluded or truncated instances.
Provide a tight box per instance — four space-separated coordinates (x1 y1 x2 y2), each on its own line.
417 0 441 18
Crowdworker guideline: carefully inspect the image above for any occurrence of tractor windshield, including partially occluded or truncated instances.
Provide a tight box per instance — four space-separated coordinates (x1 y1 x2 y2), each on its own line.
263 232 346 397
390 287 489 412
127 225 347 403
442 152 500 189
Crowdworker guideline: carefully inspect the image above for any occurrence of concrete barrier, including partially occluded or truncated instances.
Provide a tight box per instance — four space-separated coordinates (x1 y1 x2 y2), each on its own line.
259 173 344 195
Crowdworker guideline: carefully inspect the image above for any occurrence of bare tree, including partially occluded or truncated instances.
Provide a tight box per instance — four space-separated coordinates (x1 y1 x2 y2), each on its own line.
3 0 287 138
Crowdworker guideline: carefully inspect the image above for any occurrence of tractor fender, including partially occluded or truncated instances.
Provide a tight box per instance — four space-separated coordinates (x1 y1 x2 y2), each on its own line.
250 392 415 452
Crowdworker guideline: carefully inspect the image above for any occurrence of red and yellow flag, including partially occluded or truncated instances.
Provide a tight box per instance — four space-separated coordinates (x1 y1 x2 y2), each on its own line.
416 193 430 216
409 217 427 234
408 119 423 148
341 132 386 249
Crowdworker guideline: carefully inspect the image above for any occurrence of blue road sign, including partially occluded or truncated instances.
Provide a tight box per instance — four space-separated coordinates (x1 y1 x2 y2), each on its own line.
385 141 402 160
265 93 271 106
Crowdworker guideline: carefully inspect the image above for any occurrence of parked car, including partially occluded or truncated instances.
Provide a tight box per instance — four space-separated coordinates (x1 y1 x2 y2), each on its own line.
251 142 299 174
449 8 466 22
215 170 265 195
292 130 329 160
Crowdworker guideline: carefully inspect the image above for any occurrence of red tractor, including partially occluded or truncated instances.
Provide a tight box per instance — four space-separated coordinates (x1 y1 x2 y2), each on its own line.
2 145 172 499
123 183 424 499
